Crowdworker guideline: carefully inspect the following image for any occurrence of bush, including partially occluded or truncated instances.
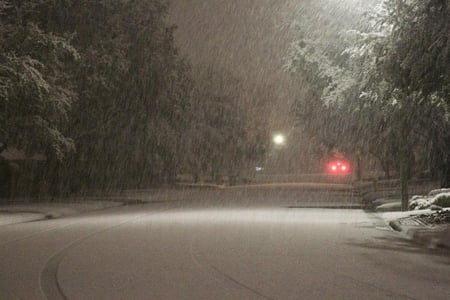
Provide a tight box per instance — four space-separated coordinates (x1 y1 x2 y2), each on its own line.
434 195 450 208
408 195 430 210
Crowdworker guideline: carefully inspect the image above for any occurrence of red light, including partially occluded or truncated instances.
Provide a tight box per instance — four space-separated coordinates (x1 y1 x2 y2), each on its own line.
327 159 350 175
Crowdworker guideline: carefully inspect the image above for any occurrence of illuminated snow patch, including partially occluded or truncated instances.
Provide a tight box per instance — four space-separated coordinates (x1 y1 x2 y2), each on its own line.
148 208 370 225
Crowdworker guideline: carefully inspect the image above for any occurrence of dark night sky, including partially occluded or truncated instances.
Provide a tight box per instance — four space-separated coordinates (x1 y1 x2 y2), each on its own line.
168 0 298 130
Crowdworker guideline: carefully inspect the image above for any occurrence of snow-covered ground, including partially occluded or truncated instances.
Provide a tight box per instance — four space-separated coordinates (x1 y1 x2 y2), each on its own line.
0 200 122 226
379 207 450 222
378 188 450 223
0 212 46 226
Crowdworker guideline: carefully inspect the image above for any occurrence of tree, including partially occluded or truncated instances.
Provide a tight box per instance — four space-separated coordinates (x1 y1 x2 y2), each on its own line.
0 0 78 160
184 65 267 184
31 0 195 191
1 0 196 195
380 0 450 189
286 0 449 210
284 0 381 178
359 0 450 207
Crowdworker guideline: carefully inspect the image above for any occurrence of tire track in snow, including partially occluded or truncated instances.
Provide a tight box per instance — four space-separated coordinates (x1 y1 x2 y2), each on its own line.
190 236 276 300
0 204 126 247
40 204 178 300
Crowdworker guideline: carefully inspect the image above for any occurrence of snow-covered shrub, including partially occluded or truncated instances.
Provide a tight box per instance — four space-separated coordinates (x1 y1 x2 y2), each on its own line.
428 188 450 197
408 195 431 210
409 191 450 210
434 194 450 208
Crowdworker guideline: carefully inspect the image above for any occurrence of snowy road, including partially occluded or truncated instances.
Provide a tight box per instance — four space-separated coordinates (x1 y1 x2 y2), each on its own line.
0 189 449 299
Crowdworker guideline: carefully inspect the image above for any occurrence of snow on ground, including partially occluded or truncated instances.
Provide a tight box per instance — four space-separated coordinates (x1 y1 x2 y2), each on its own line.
379 207 450 222
0 200 122 225
0 212 46 226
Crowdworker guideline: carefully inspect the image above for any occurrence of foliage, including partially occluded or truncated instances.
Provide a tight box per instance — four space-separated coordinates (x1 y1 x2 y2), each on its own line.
286 0 450 189
434 195 450 208
1 0 269 196
0 0 194 194
371 0 450 189
382 0 450 98
52 0 194 189
0 0 78 160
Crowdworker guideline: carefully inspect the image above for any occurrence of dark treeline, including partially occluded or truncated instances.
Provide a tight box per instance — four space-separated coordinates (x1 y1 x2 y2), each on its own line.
0 0 267 197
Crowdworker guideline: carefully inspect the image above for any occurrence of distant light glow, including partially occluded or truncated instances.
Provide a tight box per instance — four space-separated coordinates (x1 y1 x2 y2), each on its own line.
273 134 286 145
327 159 350 175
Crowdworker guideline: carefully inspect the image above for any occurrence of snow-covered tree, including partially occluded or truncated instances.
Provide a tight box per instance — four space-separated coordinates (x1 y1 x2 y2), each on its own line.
1 0 197 195
0 0 79 160
286 0 449 208
379 0 450 194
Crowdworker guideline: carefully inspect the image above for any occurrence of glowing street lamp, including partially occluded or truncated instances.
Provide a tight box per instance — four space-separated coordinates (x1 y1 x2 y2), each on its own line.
273 134 286 146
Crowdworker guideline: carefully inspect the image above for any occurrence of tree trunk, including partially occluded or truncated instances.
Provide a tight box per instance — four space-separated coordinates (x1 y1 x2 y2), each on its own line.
381 160 391 179
399 131 410 211
441 153 450 188
355 156 362 181
400 155 409 211
0 158 11 199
